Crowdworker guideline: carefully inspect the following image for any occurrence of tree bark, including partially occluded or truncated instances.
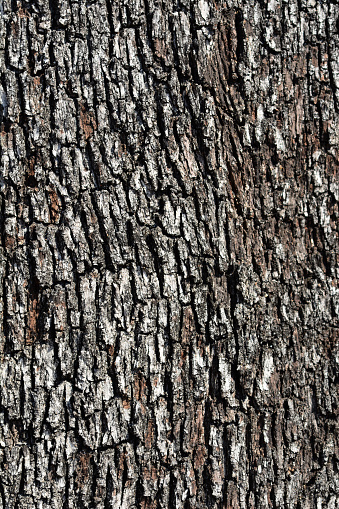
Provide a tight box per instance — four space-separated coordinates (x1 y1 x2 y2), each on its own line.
0 0 338 507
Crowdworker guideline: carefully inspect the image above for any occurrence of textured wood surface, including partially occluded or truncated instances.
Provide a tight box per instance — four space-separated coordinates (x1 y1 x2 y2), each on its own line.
0 0 338 507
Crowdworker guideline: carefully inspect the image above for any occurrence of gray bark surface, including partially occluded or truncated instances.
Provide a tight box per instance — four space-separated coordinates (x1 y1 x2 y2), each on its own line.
0 0 338 507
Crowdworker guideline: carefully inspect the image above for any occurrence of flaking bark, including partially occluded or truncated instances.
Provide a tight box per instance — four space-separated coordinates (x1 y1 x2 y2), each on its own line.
0 0 338 507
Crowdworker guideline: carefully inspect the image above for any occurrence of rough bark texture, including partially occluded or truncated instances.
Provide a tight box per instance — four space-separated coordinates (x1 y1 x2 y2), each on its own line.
0 0 338 507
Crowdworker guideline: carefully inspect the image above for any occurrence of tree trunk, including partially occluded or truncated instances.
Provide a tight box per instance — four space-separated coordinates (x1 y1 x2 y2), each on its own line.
0 0 338 507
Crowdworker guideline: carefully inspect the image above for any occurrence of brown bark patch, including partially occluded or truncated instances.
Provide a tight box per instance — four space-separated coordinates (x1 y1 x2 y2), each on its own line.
76 453 92 489
5 235 15 250
154 39 166 60
140 497 157 509
181 305 196 345
11 20 19 37
145 419 155 450
194 444 206 469
79 104 97 140
134 372 147 403
26 276 40 345
122 398 131 410
17 7 29 18
48 187 61 223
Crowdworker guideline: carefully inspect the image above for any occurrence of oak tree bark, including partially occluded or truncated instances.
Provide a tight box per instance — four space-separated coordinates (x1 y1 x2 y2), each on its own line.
0 0 338 507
